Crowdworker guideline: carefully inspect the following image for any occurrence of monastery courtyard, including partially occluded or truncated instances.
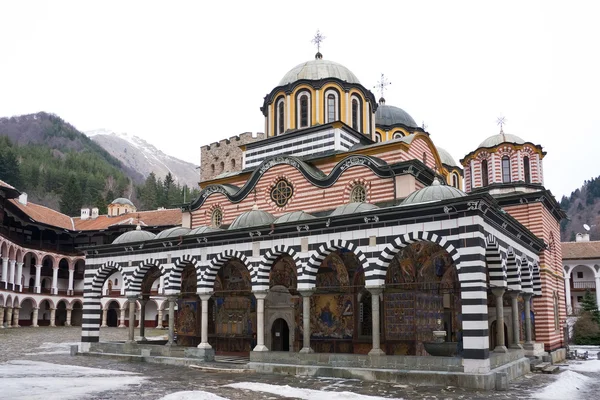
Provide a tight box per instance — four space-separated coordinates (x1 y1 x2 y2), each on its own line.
0 327 597 399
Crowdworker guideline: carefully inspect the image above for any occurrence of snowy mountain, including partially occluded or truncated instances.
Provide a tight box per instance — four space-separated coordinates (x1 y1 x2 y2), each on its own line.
86 129 199 188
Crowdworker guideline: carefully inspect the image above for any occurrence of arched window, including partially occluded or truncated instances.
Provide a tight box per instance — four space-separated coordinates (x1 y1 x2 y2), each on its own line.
374 133 382 143
299 94 309 128
502 156 511 183
231 159 236 169
350 184 367 203
210 164 215 174
115 279 118 286
553 292 560 331
220 161 224 173
327 94 336 122
277 98 285 135
452 173 458 188
351 99 359 131
481 159 489 186
211 208 223 228
523 156 531 184
393 132 403 139
422 152 427 166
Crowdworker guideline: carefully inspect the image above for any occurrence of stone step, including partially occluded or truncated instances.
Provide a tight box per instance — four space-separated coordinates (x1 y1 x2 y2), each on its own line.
542 365 559 374
532 362 550 372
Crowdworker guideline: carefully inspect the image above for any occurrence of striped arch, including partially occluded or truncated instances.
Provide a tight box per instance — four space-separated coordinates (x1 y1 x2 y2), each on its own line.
304 239 369 288
128 258 166 296
256 245 301 290
486 234 506 288
505 248 521 291
199 249 253 292
532 263 542 296
165 254 201 294
89 261 128 295
372 231 459 286
520 256 534 293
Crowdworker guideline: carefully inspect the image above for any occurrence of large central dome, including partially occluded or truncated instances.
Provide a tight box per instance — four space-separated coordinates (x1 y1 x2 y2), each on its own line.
279 56 360 86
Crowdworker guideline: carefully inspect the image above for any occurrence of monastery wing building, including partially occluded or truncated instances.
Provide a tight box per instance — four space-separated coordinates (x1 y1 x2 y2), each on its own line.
79 52 567 388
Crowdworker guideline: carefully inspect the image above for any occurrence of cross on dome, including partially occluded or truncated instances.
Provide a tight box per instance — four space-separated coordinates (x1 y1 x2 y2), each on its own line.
311 29 326 59
374 73 391 104
497 116 507 134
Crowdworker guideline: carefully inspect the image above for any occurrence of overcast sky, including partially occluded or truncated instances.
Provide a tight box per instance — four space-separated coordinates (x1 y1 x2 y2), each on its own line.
1 1 598 199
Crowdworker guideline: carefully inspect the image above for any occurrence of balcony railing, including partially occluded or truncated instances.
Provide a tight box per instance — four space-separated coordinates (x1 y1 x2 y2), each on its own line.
571 281 596 290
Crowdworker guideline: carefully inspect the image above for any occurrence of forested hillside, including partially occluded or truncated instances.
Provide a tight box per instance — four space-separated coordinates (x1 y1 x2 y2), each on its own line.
560 175 600 242
0 112 199 216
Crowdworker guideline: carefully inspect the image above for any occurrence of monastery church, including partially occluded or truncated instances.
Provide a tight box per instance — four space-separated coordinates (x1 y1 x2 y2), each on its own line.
1 41 567 388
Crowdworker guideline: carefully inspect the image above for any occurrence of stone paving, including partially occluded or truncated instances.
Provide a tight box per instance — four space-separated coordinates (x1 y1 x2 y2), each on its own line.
0 326 598 399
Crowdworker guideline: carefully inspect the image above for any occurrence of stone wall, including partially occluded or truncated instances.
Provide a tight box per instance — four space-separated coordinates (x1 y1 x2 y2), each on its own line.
200 132 265 183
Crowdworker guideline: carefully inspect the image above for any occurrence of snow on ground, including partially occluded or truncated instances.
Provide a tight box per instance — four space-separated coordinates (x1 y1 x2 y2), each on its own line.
568 360 600 373
24 341 80 356
158 391 230 400
0 360 145 400
224 382 403 400
531 370 590 400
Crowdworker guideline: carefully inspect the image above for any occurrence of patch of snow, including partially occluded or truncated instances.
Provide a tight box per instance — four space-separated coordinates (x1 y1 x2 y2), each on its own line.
224 382 403 400
158 391 230 400
531 370 590 399
0 360 145 400
569 345 600 357
568 360 600 373
24 341 79 355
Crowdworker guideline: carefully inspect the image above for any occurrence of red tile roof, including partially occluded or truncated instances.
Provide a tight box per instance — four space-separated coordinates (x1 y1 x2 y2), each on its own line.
73 209 182 230
8 198 181 231
562 241 600 260
9 199 74 230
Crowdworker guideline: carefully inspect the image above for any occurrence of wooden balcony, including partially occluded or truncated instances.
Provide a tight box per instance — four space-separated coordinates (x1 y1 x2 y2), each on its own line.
571 280 597 290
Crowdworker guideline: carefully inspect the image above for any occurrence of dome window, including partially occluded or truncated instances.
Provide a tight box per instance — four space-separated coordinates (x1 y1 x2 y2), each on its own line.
211 208 223 228
350 184 367 203
481 159 489 186
351 97 361 132
327 94 336 122
523 156 531 184
270 179 294 207
393 132 403 139
374 133 382 143
277 98 285 135
299 94 309 128
452 173 459 188
502 156 511 183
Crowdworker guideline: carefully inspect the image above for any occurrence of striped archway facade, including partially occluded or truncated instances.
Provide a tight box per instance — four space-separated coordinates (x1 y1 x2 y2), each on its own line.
81 195 545 374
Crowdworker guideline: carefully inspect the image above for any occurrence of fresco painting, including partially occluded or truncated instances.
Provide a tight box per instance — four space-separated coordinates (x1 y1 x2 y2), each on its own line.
384 241 460 356
270 257 297 289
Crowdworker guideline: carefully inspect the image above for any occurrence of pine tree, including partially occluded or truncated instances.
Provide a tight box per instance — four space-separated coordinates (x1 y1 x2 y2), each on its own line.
580 289 600 325
59 175 83 216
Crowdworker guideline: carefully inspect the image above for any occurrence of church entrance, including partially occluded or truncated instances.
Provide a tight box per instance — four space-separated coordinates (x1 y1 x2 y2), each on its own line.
271 318 289 351
107 301 119 327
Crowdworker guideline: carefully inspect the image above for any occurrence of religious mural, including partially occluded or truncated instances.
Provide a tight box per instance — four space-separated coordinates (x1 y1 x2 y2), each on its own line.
269 256 297 289
210 259 256 353
384 241 460 356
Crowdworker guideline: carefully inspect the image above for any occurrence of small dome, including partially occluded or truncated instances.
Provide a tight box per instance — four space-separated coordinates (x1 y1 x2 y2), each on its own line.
187 225 222 235
330 202 379 217
229 206 275 230
112 227 156 244
273 211 316 224
478 132 525 148
436 146 458 167
279 57 360 86
402 178 466 205
375 103 418 128
111 197 134 207
155 226 191 239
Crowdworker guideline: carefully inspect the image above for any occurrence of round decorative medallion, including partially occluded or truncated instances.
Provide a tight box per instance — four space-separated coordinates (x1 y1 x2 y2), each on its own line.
270 179 293 207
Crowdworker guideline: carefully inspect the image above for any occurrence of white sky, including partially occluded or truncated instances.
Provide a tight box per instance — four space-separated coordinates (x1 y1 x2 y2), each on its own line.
1 0 598 199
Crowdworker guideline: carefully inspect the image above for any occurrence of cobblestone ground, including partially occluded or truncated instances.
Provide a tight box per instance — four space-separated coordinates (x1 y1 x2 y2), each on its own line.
0 326 598 399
